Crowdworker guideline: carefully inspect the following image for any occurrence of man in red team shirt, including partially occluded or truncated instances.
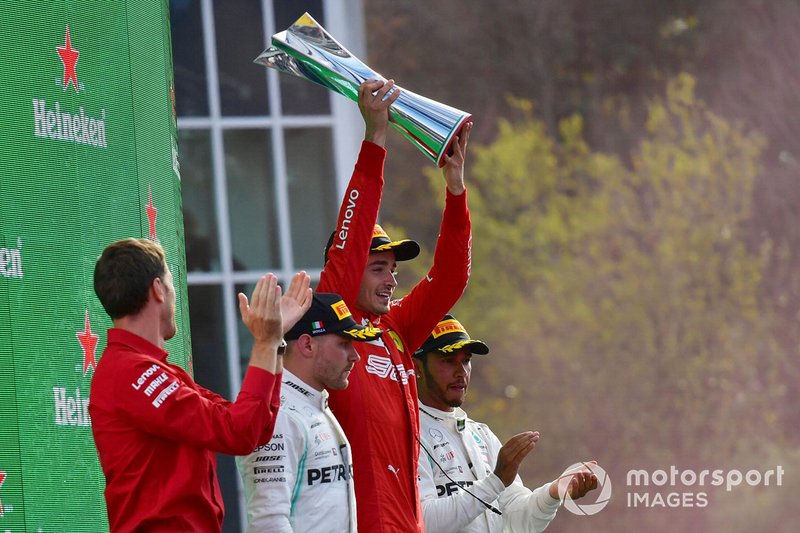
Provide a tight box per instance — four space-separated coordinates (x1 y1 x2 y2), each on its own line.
318 79 473 532
89 238 311 532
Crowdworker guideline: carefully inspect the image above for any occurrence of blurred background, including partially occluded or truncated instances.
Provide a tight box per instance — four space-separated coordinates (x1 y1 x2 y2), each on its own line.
169 1 800 531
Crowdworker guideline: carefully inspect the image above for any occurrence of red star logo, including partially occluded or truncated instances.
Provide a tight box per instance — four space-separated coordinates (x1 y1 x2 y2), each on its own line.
0 470 7 517
57 26 80 91
146 185 158 241
76 310 98 375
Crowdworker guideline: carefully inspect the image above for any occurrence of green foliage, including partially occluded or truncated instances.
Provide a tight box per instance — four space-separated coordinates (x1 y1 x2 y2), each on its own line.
400 74 787 531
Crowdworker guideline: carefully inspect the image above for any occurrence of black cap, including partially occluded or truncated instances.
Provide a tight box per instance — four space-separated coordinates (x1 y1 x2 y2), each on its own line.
413 315 489 358
284 292 383 342
324 224 420 264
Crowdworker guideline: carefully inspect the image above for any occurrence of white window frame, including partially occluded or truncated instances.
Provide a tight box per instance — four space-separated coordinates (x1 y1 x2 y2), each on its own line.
176 0 365 526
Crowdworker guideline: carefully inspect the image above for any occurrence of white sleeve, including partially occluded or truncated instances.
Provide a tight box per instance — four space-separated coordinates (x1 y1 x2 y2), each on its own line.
470 425 559 533
418 441 506 533
499 479 561 533
236 410 306 533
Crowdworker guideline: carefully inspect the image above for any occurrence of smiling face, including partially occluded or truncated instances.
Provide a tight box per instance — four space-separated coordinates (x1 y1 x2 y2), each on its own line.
311 334 361 391
415 348 472 412
356 251 397 315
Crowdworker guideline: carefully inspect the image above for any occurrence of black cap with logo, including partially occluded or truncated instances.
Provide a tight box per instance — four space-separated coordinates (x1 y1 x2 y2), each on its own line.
413 314 490 358
284 292 383 342
324 224 420 264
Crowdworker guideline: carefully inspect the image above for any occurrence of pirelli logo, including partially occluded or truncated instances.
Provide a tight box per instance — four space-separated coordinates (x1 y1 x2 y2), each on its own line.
432 319 466 338
331 300 351 320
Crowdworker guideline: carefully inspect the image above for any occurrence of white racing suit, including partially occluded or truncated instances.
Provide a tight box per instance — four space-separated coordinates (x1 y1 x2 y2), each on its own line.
418 405 561 533
236 370 356 532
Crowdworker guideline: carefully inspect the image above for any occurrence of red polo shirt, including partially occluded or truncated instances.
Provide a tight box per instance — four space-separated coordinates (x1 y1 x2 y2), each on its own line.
89 329 281 532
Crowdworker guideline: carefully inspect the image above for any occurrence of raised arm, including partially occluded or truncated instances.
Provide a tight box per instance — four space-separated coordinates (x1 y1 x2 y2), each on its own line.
361 79 399 147
110 273 310 456
317 80 400 304
389 123 473 351
239 272 311 375
441 122 471 196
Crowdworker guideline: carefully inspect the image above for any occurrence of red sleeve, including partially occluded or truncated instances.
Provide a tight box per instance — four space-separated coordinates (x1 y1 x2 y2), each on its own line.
195 383 231 406
317 141 386 306
389 189 472 352
115 357 281 456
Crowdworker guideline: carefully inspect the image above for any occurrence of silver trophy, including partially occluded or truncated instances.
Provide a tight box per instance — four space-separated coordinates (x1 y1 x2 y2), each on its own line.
255 13 472 167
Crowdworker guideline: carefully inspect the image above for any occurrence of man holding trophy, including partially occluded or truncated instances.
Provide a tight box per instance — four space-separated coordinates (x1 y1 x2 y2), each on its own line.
316 79 472 531
257 13 474 530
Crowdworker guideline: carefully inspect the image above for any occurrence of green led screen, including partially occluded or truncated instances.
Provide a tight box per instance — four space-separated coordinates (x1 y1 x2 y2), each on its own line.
0 1 190 530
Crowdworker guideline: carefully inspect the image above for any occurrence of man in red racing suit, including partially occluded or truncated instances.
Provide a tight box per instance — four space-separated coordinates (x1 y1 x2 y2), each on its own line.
317 79 473 532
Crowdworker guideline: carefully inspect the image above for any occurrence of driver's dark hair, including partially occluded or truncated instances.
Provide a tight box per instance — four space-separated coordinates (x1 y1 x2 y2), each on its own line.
94 238 167 319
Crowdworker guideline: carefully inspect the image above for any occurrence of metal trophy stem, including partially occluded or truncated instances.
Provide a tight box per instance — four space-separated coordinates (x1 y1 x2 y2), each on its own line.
255 12 471 167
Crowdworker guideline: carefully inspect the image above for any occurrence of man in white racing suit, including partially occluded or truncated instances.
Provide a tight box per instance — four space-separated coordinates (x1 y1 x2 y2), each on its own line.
237 293 382 532
413 315 599 533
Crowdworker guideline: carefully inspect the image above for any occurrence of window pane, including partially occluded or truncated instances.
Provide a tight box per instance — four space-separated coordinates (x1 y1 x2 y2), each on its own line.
273 0 324 29
236 279 286 376
179 129 220 272
285 128 337 268
273 0 330 115
169 0 208 116
224 129 280 271
236 280 256 376
187 285 227 392
185 285 240 533
280 76 331 116
213 0 268 116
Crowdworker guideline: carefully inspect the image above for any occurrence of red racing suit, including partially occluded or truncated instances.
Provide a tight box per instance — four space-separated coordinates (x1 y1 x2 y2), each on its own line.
89 328 281 533
318 140 472 532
